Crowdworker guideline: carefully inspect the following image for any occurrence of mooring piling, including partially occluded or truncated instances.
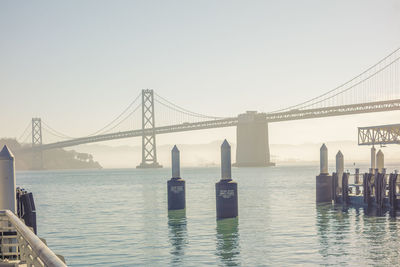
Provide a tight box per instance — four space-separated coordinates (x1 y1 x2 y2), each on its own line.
355 168 361 195
0 145 16 213
315 144 400 210
320 143 328 174
167 145 185 210
341 172 349 205
336 151 344 189
316 143 332 203
216 140 238 219
371 146 376 173
389 173 398 210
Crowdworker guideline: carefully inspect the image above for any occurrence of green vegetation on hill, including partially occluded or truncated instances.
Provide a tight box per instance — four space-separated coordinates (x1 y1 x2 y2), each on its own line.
0 138 102 171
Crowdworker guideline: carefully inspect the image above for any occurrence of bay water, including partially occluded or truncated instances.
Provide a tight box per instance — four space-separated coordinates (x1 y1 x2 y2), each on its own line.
17 165 400 266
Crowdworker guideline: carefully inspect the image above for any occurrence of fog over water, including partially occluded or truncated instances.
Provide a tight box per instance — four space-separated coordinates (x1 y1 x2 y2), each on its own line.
68 140 400 169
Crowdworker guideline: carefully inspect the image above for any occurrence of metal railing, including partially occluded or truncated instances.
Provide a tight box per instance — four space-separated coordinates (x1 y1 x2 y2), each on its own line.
0 210 66 267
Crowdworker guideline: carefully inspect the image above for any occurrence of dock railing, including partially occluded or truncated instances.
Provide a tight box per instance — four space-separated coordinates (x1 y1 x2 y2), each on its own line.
0 210 66 267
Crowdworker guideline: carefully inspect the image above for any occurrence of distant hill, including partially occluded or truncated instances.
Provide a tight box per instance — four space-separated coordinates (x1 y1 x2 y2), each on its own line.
0 138 102 171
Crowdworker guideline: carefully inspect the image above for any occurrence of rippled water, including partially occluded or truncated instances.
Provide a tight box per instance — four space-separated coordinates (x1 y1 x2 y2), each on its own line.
16 166 400 266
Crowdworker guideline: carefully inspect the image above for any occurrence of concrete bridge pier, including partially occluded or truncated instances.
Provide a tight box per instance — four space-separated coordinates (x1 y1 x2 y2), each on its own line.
234 111 275 167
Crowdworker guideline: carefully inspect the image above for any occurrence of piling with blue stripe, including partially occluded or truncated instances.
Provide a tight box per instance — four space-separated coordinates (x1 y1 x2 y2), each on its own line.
167 145 186 210
216 140 238 219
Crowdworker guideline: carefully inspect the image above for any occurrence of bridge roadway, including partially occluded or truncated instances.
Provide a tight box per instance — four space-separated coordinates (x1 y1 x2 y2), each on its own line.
30 99 400 151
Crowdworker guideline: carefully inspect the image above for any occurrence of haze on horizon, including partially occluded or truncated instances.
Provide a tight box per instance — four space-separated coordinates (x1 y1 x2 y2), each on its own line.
1 0 400 150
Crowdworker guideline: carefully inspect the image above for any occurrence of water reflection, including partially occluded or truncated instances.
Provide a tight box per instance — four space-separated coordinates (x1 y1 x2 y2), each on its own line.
316 204 352 264
168 209 187 265
316 204 400 265
216 217 240 266
316 204 331 260
363 206 386 217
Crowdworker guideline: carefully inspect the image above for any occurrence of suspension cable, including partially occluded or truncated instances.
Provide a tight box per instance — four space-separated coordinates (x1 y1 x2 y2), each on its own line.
42 121 75 139
270 46 400 113
17 122 31 142
88 92 141 136
289 55 400 110
99 103 142 134
154 92 224 119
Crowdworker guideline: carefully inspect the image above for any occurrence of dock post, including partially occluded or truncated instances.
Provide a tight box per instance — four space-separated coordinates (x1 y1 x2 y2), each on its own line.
376 150 384 174
342 172 349 204
355 168 360 195
371 146 376 174
0 146 17 213
216 140 238 219
316 144 332 203
389 173 398 210
167 146 185 210
332 172 338 203
375 172 386 208
363 173 369 204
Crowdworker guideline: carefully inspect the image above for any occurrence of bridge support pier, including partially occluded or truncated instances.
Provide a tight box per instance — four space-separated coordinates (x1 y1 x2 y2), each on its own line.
234 111 275 167
137 89 162 169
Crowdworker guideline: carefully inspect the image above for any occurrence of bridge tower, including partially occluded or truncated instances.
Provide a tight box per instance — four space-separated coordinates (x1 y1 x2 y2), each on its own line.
31 118 44 170
234 111 275 167
136 89 162 168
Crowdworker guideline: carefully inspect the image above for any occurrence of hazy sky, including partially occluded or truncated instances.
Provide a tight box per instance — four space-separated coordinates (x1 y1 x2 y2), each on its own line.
1 0 400 147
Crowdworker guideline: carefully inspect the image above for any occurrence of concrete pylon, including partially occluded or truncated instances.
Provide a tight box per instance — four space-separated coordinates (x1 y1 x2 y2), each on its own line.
371 146 376 173
336 151 344 189
320 144 328 174
376 149 384 173
0 146 16 213
234 111 275 167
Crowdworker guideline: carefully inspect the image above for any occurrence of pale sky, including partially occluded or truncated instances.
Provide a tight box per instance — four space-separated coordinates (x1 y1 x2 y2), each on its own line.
1 0 400 147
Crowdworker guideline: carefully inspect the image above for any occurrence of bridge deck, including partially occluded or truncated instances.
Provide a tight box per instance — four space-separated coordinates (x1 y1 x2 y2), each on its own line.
25 99 400 151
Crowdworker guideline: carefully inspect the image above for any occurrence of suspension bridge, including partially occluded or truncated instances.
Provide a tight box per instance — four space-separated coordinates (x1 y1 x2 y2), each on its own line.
16 47 400 169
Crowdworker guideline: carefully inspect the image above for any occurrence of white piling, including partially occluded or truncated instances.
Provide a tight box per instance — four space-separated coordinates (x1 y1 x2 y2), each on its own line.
376 149 384 173
320 144 328 174
336 150 344 188
0 146 16 213
221 139 232 180
316 144 332 202
171 145 180 178
371 146 376 173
